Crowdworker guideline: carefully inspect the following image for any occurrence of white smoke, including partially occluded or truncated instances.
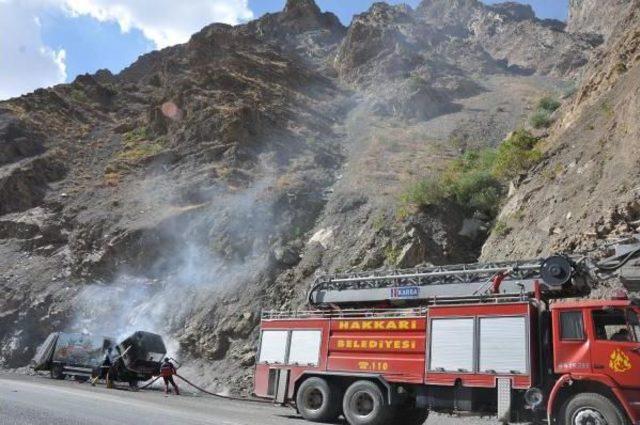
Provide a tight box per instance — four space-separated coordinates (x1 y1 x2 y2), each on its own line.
71 175 276 358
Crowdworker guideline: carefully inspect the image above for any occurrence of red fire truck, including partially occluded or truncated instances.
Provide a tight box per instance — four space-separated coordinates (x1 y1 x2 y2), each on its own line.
253 242 640 425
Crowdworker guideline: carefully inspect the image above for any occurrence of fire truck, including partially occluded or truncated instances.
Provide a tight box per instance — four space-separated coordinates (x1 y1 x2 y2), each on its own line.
253 236 640 425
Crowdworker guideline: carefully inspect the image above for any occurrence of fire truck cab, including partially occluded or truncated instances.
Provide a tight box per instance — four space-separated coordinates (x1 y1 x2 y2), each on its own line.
549 298 640 425
253 297 640 425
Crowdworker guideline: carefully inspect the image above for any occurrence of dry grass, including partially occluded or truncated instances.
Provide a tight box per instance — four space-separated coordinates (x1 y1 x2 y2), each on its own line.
349 122 454 197
104 171 121 187
108 127 168 171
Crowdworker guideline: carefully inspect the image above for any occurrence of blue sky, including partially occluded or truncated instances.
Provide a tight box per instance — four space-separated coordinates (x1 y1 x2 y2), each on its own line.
0 0 568 100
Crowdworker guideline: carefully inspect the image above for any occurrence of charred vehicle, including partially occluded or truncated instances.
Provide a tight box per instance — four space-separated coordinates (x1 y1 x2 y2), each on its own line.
108 331 167 387
32 332 115 380
32 330 167 387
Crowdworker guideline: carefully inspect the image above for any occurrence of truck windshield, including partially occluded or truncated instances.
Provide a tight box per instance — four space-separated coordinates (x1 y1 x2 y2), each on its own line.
592 309 640 342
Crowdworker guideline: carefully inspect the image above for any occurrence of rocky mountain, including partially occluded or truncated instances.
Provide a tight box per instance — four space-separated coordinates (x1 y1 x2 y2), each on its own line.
0 0 628 393
568 0 633 40
483 1 640 260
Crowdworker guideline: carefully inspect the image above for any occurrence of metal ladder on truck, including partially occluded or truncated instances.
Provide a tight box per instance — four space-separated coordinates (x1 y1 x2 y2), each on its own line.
307 234 640 308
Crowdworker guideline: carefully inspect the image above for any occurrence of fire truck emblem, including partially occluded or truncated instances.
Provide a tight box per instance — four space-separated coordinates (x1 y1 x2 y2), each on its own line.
609 348 632 373
358 361 370 370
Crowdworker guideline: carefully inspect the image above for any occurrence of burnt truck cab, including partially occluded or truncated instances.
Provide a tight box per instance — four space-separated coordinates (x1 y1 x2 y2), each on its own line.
32 332 115 380
110 331 167 386
254 297 640 425
548 298 640 424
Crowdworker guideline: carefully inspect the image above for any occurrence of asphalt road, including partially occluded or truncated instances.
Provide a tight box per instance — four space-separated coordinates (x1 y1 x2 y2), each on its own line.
0 374 498 425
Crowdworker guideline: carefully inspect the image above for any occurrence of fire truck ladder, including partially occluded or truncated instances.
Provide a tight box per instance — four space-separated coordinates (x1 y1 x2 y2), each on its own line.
308 255 584 307
309 253 609 307
308 235 640 308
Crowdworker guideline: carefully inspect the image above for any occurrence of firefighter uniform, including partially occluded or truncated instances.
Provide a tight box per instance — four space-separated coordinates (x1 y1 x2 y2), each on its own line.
160 359 180 395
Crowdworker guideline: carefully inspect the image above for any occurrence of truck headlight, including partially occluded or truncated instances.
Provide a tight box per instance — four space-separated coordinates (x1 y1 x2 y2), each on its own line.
524 387 544 409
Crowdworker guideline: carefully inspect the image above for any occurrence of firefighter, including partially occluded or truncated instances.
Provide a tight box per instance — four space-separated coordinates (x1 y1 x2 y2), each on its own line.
612 328 630 341
101 347 113 378
92 347 112 386
160 358 180 395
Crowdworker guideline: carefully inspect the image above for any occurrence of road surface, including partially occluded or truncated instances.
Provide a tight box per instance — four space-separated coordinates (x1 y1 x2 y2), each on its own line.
0 374 498 425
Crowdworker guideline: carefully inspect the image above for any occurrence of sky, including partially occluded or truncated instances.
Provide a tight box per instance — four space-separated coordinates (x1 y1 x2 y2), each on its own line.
0 0 568 100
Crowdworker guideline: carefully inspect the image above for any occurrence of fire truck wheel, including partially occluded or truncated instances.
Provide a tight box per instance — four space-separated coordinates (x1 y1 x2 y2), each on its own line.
342 380 391 425
296 377 341 423
561 393 629 425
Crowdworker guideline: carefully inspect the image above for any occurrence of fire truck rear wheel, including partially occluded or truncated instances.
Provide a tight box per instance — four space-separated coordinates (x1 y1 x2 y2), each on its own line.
342 380 392 425
561 393 629 425
296 377 341 423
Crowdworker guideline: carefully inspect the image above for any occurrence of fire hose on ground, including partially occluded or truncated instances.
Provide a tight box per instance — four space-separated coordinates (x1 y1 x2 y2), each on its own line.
135 372 271 404
174 374 270 404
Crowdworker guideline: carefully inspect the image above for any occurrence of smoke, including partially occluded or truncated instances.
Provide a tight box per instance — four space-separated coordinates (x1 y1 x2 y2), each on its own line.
70 174 277 358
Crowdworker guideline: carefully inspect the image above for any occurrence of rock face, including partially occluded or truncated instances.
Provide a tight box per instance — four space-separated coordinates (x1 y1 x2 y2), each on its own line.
0 0 616 392
332 0 593 123
568 0 634 40
482 3 640 260
0 20 348 372
416 0 595 77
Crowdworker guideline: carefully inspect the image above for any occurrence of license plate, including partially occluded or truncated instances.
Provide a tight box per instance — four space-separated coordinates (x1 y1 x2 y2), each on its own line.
390 286 419 299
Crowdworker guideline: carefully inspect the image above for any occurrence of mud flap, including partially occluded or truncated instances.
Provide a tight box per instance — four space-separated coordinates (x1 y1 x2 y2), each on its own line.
497 378 512 424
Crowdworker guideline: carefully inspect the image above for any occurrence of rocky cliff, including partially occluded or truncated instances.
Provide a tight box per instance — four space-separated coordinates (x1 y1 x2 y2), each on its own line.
0 0 619 392
568 0 633 40
483 1 640 260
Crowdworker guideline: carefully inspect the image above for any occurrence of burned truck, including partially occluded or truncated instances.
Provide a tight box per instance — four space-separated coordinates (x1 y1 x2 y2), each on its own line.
32 332 115 380
108 331 167 387
32 330 167 387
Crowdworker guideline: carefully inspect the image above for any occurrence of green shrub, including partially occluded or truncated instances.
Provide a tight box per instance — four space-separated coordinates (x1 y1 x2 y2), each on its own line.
441 150 503 215
399 130 541 218
117 140 166 163
384 245 401 265
493 220 511 237
123 126 150 146
114 127 167 165
400 177 447 207
529 110 552 129
614 62 627 74
400 150 503 216
537 96 561 113
492 129 542 180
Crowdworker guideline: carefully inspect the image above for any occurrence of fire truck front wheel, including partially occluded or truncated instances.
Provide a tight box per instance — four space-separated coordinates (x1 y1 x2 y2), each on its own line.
342 380 392 425
296 377 341 423
560 393 629 425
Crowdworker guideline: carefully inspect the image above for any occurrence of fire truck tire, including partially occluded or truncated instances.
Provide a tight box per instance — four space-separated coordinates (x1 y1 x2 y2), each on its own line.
342 380 392 425
560 393 629 425
296 377 341 423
